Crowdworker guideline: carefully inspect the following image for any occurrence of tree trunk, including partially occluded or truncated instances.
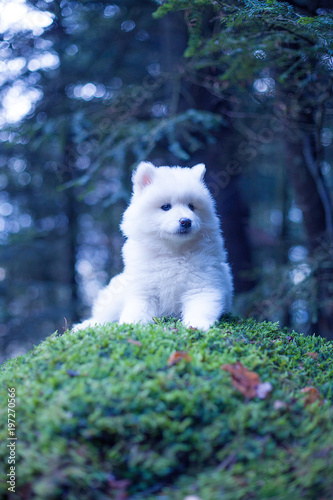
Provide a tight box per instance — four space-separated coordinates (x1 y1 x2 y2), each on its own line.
285 127 333 338
159 13 255 294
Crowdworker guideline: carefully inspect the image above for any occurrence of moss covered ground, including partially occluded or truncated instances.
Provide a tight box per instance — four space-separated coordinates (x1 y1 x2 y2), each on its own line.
0 317 332 499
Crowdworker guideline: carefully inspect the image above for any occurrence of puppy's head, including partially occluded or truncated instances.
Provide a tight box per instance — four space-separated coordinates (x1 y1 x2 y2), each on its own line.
121 162 219 245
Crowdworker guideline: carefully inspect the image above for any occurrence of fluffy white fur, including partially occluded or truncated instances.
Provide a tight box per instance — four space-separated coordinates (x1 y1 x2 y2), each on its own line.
74 161 233 331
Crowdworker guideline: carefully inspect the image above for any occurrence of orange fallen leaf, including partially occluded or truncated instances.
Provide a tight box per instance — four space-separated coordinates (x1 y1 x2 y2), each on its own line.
305 352 318 360
127 339 142 347
167 351 192 366
301 386 323 406
222 362 272 399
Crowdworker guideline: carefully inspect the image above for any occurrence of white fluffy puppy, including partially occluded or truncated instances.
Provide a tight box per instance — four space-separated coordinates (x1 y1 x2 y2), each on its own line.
75 162 233 331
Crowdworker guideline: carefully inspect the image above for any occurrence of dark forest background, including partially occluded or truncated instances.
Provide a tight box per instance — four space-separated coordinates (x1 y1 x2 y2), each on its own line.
1 0 333 362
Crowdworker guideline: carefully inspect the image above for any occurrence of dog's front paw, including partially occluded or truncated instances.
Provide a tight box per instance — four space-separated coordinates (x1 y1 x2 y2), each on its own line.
119 313 150 326
72 318 99 332
183 317 213 332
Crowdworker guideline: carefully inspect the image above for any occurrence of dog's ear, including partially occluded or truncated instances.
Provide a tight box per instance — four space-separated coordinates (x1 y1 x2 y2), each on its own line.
191 163 206 181
132 161 155 192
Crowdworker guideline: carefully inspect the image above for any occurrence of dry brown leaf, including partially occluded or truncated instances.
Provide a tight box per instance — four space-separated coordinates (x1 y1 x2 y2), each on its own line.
305 352 318 360
222 362 261 399
222 362 272 399
167 351 192 366
301 386 323 406
127 339 142 347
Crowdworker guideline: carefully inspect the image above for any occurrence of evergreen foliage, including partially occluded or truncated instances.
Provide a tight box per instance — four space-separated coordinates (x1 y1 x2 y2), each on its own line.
154 0 333 102
1 318 332 499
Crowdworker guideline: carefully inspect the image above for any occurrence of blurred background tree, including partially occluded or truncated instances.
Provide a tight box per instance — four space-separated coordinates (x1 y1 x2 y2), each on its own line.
0 0 332 361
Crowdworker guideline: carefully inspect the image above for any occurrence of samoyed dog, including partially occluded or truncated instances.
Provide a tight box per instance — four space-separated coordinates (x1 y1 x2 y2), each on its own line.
74 162 233 331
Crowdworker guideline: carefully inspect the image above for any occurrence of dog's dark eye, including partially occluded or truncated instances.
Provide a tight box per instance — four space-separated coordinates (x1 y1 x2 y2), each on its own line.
161 203 172 211
188 203 195 211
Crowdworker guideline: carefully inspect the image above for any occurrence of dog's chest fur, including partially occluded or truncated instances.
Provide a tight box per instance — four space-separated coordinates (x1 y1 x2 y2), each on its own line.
123 239 220 316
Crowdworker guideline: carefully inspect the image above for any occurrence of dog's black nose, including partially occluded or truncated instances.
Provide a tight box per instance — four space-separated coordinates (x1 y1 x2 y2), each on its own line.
179 218 191 229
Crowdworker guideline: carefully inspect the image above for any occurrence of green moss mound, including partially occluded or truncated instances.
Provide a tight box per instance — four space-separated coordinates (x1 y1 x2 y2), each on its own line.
1 318 333 499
